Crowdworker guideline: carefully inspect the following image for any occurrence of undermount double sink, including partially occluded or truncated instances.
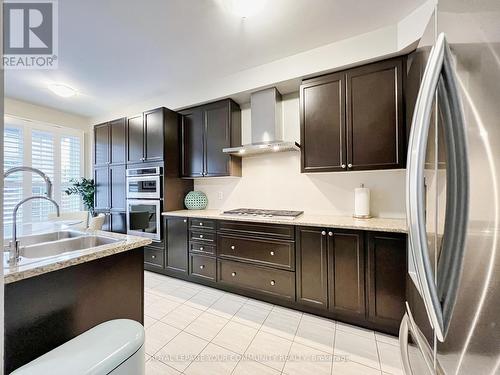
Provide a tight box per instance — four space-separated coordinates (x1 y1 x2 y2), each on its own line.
4 230 122 267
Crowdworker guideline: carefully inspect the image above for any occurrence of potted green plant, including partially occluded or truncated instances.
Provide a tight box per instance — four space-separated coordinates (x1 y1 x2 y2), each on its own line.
64 178 96 217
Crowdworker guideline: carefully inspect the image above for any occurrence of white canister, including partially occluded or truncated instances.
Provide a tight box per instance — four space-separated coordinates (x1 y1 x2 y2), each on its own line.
354 184 371 219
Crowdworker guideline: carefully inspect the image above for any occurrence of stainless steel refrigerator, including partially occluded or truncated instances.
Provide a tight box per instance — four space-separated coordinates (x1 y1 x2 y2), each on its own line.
400 0 500 374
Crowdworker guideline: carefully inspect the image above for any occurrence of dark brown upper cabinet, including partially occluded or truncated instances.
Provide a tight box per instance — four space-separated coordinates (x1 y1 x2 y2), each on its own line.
94 123 110 166
328 230 365 320
127 108 178 164
346 58 404 170
127 114 144 164
144 108 165 162
300 56 405 172
180 108 204 177
366 232 406 332
300 72 346 172
109 118 126 164
296 227 328 309
180 99 241 178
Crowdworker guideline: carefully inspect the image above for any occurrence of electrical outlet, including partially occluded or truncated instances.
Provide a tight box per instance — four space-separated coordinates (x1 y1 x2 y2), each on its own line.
218 191 224 200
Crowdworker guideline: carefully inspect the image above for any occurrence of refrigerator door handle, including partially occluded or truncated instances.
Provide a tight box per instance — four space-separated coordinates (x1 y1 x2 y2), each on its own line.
407 32 469 343
399 303 444 375
406 32 447 341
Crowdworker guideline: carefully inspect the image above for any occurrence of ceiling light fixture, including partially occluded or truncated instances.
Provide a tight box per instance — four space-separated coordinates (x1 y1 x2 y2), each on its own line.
48 83 77 98
222 0 267 18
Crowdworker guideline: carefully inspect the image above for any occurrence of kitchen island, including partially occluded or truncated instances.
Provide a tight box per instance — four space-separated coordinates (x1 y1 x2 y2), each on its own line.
4 230 151 373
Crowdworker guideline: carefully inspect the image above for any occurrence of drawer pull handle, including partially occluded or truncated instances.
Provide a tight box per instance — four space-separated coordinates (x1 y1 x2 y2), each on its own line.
231 272 237 277
183 219 187 223
321 231 326 236
270 251 275 256
151 255 156 259
328 231 333 237
199 265 205 270
270 280 276 286
200 246 204 251
231 245 235 250
199 234 204 238
199 222 203 226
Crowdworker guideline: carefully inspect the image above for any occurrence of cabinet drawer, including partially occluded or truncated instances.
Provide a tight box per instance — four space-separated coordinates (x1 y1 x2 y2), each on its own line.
190 230 216 243
218 259 295 301
218 220 294 240
189 218 216 231
218 235 294 270
144 247 163 267
190 254 216 281
190 242 216 255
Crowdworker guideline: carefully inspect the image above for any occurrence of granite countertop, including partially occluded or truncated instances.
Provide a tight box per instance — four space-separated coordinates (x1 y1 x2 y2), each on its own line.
162 209 407 233
4 230 151 284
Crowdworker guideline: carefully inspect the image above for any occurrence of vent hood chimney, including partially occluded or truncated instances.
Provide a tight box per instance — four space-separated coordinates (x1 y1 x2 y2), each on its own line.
223 87 300 156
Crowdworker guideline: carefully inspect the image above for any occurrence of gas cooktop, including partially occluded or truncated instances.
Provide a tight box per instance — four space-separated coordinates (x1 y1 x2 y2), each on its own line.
222 208 304 220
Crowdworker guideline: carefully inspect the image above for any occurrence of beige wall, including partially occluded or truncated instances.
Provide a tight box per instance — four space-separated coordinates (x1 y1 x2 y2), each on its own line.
4 98 92 177
194 93 406 218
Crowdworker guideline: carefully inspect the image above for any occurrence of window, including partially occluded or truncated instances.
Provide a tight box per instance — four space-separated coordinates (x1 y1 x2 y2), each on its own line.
3 117 84 237
4 127 24 239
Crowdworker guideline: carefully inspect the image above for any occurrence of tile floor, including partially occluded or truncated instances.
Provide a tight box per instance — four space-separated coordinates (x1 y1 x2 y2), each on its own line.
144 271 404 375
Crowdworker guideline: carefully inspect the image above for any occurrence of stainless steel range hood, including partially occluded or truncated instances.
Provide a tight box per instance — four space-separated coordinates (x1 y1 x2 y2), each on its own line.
223 87 300 156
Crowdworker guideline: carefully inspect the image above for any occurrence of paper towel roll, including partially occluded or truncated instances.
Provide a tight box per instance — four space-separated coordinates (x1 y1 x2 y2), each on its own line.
354 185 371 218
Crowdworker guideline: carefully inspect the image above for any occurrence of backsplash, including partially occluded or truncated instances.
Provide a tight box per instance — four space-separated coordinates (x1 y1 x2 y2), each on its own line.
194 152 406 218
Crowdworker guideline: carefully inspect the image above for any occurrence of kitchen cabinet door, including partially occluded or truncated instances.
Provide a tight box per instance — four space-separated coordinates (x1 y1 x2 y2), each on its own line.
127 114 144 163
94 166 109 211
300 72 346 172
144 108 164 162
346 58 404 170
205 102 231 176
295 227 328 309
94 123 110 166
109 118 126 164
367 232 406 331
181 108 204 177
328 230 365 320
165 216 189 274
110 212 127 234
109 164 126 211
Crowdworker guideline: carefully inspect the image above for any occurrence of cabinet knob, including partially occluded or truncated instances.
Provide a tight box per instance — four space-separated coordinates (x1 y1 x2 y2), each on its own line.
341 164 346 169
270 251 275 256
328 231 333 237
231 245 235 250
200 246 204 251
348 163 353 168
183 219 187 223
231 272 237 277
199 265 205 270
321 231 326 236
151 255 156 259
199 222 203 226
199 234 204 238
270 280 276 286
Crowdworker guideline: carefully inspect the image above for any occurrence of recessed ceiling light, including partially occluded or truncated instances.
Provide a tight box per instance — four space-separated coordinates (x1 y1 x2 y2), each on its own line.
48 83 77 98
221 0 267 18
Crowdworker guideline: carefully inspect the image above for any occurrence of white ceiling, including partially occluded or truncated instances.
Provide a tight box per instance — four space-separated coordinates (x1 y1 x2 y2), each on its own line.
5 0 425 118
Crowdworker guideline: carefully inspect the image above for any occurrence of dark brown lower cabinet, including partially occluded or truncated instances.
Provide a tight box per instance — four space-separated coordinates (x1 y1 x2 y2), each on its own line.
295 227 328 309
366 232 407 331
328 230 365 320
164 216 189 275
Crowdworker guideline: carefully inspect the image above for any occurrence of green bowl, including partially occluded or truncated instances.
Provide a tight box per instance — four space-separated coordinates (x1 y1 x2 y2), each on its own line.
184 191 208 210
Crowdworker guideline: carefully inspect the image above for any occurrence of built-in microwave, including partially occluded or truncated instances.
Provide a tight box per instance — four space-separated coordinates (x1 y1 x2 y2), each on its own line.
126 167 162 199
126 199 161 241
